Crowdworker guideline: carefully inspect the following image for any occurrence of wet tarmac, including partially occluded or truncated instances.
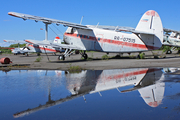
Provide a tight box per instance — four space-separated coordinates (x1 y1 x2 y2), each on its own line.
1 68 180 120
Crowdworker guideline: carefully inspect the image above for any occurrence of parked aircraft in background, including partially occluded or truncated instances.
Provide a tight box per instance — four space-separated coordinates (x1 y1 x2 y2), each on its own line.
8 10 164 60
13 68 165 118
163 28 180 54
4 36 64 56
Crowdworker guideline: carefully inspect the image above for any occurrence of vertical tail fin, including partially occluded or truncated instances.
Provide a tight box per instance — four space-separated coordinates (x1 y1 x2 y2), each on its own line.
136 10 163 49
53 36 61 44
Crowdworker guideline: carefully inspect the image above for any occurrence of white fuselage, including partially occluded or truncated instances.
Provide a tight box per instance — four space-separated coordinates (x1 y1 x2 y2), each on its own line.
64 27 160 53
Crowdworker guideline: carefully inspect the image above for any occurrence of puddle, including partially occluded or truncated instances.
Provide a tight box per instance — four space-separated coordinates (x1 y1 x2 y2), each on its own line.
0 68 180 119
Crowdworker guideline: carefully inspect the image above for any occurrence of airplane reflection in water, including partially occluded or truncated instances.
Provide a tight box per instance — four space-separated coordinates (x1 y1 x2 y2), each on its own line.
14 68 166 118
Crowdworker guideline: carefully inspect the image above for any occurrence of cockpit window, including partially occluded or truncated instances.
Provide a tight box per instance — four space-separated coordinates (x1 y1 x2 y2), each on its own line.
66 27 76 34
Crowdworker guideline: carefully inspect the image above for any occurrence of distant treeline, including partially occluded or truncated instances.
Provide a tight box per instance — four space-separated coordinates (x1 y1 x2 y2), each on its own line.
9 43 26 48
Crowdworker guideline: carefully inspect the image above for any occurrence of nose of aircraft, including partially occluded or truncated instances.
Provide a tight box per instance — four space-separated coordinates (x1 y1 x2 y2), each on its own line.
63 35 70 44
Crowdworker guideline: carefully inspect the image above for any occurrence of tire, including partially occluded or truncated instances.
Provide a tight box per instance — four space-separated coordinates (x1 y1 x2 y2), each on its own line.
83 54 88 60
166 50 172 54
58 55 65 60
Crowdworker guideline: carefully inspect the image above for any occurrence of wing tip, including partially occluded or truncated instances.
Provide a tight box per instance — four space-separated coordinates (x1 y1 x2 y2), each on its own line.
25 40 34 44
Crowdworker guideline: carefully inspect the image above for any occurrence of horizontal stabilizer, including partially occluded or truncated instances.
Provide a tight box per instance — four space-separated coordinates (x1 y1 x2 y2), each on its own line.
88 25 154 35
25 40 81 50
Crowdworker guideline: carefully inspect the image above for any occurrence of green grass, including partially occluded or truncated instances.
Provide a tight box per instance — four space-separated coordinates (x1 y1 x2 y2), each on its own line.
139 53 145 59
68 66 83 73
35 57 42 62
161 46 172 53
102 54 109 60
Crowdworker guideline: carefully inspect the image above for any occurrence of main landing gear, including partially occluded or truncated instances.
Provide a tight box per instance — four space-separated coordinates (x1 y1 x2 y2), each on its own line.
80 51 88 60
58 49 88 60
58 49 74 60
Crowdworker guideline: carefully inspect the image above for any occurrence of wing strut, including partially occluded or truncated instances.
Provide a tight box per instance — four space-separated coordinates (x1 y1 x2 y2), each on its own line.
44 22 51 41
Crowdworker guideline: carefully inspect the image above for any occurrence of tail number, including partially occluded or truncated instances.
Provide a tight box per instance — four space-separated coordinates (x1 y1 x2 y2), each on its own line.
114 36 135 43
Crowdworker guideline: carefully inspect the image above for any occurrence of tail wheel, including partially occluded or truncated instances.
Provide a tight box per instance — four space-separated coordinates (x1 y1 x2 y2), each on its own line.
83 53 88 60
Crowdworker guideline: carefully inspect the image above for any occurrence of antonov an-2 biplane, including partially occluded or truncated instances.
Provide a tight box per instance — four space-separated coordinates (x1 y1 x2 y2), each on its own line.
163 28 180 54
3 37 64 56
8 10 163 60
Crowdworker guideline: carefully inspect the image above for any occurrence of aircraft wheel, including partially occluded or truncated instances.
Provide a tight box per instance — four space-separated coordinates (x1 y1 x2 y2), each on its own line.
58 55 65 60
25 53 29 56
166 50 172 54
83 53 88 60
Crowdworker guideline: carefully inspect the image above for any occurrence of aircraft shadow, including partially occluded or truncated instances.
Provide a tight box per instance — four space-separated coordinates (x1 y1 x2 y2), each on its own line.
48 53 180 63
49 58 102 63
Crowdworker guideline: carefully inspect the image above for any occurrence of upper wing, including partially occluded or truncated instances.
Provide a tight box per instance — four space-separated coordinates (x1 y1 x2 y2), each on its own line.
164 28 180 34
8 12 155 36
25 39 82 50
8 12 91 30
4 39 27 44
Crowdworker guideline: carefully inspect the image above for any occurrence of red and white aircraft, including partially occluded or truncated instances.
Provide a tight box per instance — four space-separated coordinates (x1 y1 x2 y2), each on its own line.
8 10 163 60
4 36 64 56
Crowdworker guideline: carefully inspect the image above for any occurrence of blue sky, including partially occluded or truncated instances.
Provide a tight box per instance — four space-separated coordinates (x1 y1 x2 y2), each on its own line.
0 0 180 46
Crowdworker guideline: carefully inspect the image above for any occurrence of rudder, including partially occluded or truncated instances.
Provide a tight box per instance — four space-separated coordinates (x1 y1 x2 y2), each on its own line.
53 36 61 44
136 10 163 50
